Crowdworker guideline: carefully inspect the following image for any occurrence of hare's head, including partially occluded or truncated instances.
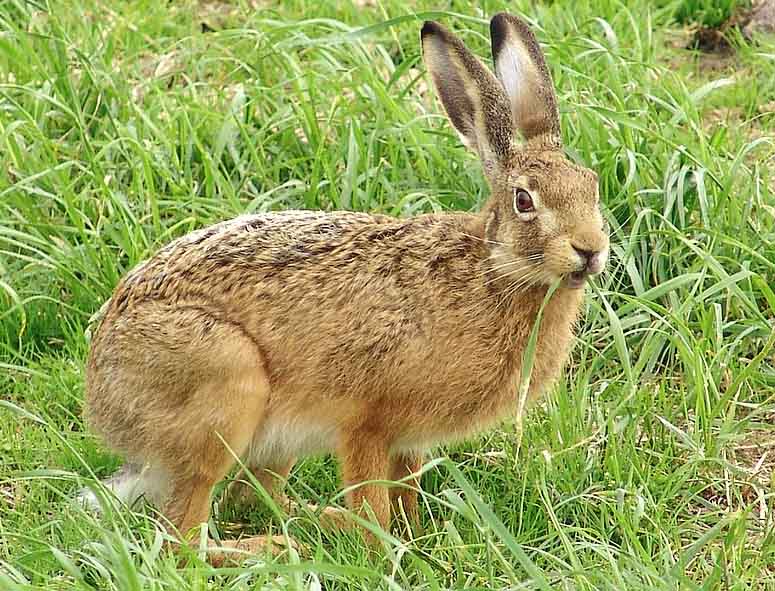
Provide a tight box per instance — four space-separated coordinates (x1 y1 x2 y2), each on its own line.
422 13 608 289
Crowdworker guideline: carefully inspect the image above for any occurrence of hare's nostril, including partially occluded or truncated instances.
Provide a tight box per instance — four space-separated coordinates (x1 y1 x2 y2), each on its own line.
572 245 594 265
572 245 606 273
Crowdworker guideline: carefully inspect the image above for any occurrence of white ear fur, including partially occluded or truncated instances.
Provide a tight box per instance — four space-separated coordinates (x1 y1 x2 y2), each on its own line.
495 42 526 103
490 13 562 148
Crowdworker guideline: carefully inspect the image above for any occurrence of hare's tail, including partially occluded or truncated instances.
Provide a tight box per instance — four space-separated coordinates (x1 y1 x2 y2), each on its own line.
76 462 168 513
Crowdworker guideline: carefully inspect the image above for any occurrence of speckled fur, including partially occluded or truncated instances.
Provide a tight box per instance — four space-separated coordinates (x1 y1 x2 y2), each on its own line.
83 13 608 548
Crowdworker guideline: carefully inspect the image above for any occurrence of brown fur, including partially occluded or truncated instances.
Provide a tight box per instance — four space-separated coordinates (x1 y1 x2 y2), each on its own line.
83 13 608 555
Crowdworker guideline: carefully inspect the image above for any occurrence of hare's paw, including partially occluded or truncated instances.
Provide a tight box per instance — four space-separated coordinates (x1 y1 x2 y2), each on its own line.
223 479 265 510
317 506 354 531
208 535 297 566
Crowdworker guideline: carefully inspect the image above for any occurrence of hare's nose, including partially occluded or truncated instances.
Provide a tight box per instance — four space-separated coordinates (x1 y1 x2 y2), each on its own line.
572 245 594 263
572 245 605 274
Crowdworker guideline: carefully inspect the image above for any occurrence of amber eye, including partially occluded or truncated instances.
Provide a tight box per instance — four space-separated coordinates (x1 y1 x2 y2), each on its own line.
513 189 534 213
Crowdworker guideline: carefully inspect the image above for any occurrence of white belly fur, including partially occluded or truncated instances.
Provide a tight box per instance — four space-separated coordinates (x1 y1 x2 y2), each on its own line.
246 415 339 467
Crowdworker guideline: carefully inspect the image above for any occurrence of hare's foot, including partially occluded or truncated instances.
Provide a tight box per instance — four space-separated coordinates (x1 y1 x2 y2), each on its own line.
317 505 354 530
389 452 423 535
225 458 296 513
207 535 297 566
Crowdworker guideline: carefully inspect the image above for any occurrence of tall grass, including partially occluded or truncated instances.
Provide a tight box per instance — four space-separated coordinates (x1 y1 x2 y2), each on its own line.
1 0 774 588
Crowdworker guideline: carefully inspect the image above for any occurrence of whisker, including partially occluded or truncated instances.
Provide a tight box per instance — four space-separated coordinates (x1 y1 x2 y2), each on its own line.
458 232 515 248
483 258 542 276
480 252 544 277
509 269 542 292
481 261 543 287
497 267 545 306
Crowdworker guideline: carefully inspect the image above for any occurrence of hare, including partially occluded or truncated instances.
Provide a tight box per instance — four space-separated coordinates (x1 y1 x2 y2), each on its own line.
81 13 608 558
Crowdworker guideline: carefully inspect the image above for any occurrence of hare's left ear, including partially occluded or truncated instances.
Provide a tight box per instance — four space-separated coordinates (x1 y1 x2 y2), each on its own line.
490 13 562 149
421 21 516 176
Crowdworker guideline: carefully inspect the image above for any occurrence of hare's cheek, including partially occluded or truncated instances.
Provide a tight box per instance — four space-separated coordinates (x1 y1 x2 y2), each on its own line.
542 240 578 276
535 210 559 235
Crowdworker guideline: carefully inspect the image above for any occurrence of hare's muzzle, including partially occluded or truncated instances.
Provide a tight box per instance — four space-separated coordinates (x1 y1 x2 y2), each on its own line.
572 245 607 274
565 244 608 288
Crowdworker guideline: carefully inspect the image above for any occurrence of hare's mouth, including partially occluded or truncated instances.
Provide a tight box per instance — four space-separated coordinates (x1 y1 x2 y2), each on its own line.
564 270 588 289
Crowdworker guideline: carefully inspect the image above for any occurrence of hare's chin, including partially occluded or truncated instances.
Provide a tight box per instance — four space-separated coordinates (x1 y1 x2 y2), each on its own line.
564 270 589 289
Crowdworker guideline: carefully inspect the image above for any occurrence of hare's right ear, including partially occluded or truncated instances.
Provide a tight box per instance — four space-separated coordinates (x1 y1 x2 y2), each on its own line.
490 13 562 149
421 21 516 174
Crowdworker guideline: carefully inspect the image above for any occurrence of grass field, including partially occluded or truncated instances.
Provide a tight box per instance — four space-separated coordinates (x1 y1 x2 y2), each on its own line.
2 0 775 588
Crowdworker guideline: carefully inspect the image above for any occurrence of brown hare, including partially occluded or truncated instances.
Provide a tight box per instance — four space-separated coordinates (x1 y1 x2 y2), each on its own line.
81 13 608 559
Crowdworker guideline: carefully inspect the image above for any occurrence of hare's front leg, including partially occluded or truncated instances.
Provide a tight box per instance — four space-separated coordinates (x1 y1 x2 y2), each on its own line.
389 452 423 532
324 431 391 534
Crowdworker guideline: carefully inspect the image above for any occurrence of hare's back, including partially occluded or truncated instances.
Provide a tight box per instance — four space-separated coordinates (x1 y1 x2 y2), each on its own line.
156 210 393 265
108 210 395 307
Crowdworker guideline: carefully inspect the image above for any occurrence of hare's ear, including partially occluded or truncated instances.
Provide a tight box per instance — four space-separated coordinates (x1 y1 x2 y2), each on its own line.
490 13 561 149
421 21 516 173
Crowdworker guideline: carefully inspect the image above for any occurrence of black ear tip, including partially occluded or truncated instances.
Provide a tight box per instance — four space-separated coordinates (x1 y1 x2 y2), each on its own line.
490 12 515 34
490 12 530 35
421 21 442 39
490 12 535 58
490 12 510 27
490 14 509 55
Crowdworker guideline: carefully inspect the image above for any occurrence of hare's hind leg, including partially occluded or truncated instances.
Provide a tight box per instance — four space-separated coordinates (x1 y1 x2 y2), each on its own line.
88 303 293 562
158 360 269 530
156 348 296 564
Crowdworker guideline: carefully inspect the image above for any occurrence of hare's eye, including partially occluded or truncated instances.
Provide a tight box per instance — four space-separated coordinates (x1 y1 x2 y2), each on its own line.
513 189 534 214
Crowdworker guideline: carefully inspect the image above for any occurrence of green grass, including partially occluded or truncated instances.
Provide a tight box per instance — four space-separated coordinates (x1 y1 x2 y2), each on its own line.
672 0 746 29
2 0 774 588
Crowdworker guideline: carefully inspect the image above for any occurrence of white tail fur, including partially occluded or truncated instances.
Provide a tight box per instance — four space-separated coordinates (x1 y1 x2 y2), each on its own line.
77 463 168 513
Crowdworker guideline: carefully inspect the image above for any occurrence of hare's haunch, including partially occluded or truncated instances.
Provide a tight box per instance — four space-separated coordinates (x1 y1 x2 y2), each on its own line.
82 13 608 557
